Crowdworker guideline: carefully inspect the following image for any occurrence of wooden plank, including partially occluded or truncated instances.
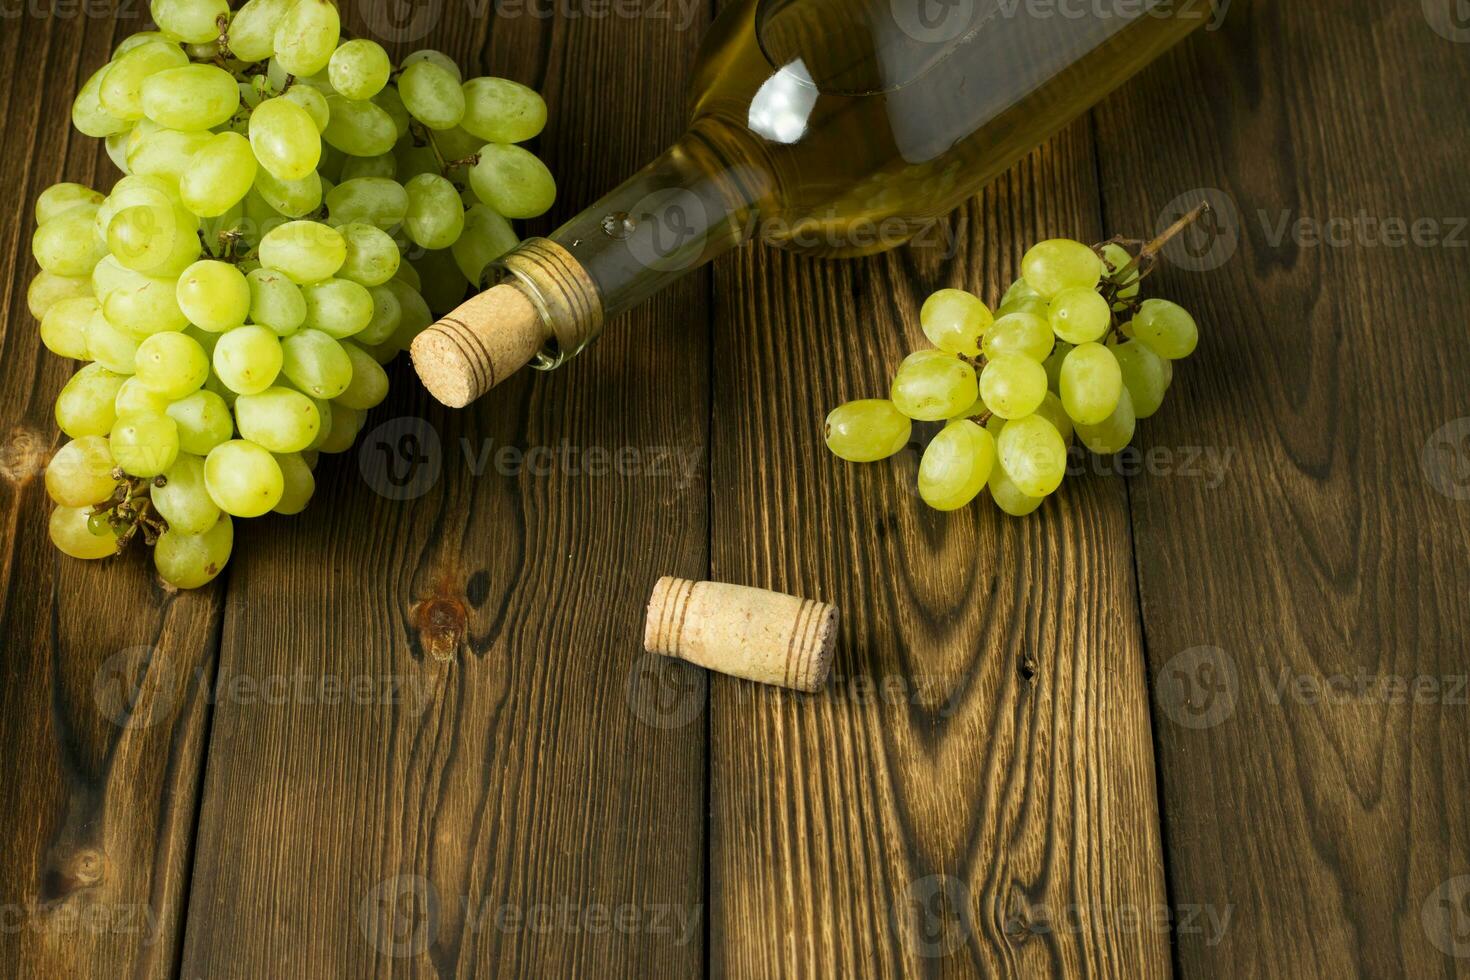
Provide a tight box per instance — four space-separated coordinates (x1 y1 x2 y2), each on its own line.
707 125 1172 974
179 6 711 977
0 15 223 980
1093 0 1470 975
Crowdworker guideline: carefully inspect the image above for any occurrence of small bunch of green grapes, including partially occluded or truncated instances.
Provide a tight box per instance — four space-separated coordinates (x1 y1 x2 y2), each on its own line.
32 0 557 588
824 228 1201 516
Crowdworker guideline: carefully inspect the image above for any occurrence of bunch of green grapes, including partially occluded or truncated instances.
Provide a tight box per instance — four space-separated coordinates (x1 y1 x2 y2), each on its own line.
824 228 1201 516
31 0 556 588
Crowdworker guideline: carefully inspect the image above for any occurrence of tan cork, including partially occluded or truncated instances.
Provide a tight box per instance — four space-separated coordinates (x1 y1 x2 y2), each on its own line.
410 238 604 409
643 577 838 692
410 283 548 408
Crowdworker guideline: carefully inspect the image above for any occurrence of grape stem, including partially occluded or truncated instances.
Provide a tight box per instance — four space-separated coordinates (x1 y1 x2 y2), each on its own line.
1093 200 1211 341
91 472 169 553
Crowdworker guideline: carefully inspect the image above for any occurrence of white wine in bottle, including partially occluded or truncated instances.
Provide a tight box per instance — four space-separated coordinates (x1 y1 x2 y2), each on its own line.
412 0 1212 406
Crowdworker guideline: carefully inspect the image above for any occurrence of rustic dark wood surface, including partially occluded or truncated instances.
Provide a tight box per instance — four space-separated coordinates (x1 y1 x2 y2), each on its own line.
1 1 1467 977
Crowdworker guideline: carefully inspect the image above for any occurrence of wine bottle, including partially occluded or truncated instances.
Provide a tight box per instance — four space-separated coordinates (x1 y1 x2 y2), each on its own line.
412 0 1211 407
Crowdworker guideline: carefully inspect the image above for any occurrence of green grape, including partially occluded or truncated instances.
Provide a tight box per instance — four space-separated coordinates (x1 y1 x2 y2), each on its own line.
340 152 395 181
1021 238 1102 298
73 64 129 138
392 261 422 291
253 167 323 218
110 411 180 477
227 0 290 61
403 173 465 250
384 278 431 350
151 0 229 43
126 127 214 182
322 95 397 156
1047 286 1111 345
167 389 234 455
1109 340 1170 419
56 364 126 438
823 399 911 462
107 203 201 276
890 349 978 421
468 144 555 219
324 177 408 230
246 267 307 334
372 86 411 139
272 451 315 514
281 83 330 133
281 329 352 398
316 401 363 453
988 463 1044 517
398 60 466 130
28 271 93 320
140 64 239 130
50 505 120 560
234 385 321 452
918 419 995 511
175 259 251 333
104 275 189 339
449 206 518 287
1075 385 1136 455
402 49 461 82
151 453 220 534
32 205 107 278
178 132 257 217
87 310 142 374
337 222 400 287
95 174 179 240
394 140 440 183
36 183 104 225
300 277 374 338
1043 339 1073 393
250 96 322 181
40 297 99 360
334 341 389 409
919 288 990 355
978 353 1047 420
328 39 390 100
154 513 233 588
134 332 209 398
213 325 283 394
115 376 173 416
414 249 470 314
1099 242 1141 307
100 39 189 122
981 312 1053 362
1128 299 1198 359
1059 342 1122 425
461 76 547 143
355 284 403 345
996 414 1066 497
205 440 283 516
1000 277 1041 309
240 188 288 245
1034 390 1074 445
46 436 119 507
258 220 346 283
272 0 340 77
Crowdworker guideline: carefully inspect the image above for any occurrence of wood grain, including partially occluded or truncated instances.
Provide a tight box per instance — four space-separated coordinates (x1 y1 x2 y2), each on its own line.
0 15 224 980
177 5 713 978
1093 0 1470 975
706 125 1172 975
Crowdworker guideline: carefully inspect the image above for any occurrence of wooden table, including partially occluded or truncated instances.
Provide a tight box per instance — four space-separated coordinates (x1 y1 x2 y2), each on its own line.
2 1 1468 976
